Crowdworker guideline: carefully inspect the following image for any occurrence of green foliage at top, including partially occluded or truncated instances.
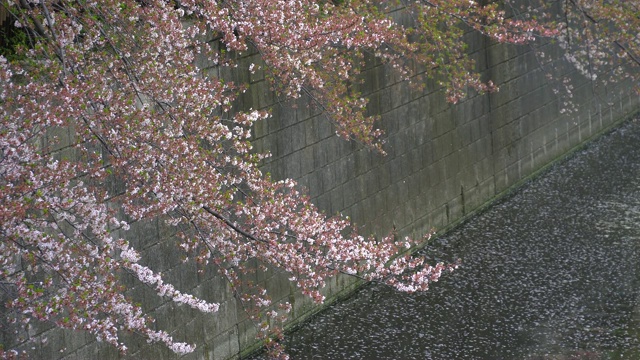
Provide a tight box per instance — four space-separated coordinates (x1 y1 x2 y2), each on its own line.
0 21 29 61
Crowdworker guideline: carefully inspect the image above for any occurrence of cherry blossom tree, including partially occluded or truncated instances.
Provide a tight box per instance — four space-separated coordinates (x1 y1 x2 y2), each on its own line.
544 0 640 84
498 0 640 113
1 0 636 358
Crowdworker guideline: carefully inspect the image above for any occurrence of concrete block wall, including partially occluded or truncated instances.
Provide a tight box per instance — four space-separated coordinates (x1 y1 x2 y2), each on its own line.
4 6 640 360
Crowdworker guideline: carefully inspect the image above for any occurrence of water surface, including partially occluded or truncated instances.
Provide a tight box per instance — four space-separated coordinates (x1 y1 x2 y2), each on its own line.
280 120 640 359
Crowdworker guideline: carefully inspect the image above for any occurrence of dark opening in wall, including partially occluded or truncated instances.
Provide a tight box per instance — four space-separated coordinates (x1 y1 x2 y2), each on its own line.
0 5 29 61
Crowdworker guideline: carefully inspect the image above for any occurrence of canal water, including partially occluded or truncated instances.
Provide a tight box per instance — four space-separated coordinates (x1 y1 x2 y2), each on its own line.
277 118 640 359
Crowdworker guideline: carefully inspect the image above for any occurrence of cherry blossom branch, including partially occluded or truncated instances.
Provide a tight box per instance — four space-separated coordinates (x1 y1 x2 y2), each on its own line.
202 205 268 244
614 41 640 68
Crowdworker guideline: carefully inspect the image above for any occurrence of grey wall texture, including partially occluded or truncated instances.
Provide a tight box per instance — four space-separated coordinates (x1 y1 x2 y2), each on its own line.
4 8 640 360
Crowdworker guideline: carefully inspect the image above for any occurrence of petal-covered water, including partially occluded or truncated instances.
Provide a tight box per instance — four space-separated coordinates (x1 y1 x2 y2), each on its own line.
271 119 640 359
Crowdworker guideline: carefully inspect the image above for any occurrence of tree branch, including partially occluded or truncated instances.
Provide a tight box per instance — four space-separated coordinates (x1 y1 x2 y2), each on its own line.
202 205 268 244
614 41 640 67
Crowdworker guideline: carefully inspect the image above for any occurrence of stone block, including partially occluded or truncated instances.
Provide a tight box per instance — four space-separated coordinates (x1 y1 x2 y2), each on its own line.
506 161 522 187
330 187 345 214
364 170 380 196
265 274 291 305
346 202 365 227
420 141 435 166
313 141 330 168
212 327 239 360
443 152 461 181
429 204 448 229
68 343 114 360
457 122 473 147
390 82 410 110
447 196 464 223
307 170 324 198
413 119 428 146
352 174 368 204
432 109 455 138
283 153 302 180
333 157 349 187
432 132 454 160
314 193 332 214
399 153 412 179
378 87 395 115
396 178 410 204
427 91 450 117
303 116 320 146
237 318 259 351
179 261 200 293
353 148 372 175
130 218 159 250
289 121 307 152
361 67 383 97
320 165 336 192
324 138 342 165
341 179 358 209
299 146 315 177
409 147 423 175
486 42 528 66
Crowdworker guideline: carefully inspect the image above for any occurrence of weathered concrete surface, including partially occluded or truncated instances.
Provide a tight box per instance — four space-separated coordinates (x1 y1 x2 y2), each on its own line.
5 14 640 360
